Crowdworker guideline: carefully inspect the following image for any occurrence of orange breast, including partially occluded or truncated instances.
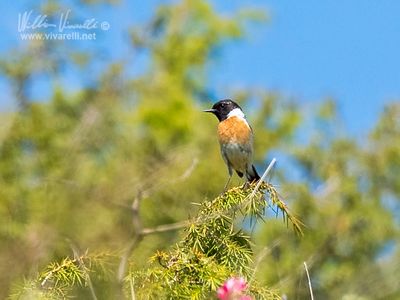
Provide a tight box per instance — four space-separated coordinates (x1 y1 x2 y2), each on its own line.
217 116 252 145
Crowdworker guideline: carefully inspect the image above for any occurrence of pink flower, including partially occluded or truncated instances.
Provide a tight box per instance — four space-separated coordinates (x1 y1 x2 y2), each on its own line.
217 277 252 300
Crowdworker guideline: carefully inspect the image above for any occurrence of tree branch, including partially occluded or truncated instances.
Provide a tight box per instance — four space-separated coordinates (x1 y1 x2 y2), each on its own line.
117 159 198 283
117 191 144 282
141 221 188 235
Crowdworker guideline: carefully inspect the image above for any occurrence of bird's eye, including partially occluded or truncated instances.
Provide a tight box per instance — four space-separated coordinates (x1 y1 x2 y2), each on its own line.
221 103 225 107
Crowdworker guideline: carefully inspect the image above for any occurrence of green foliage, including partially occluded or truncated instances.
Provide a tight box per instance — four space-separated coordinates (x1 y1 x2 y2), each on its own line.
129 183 288 299
8 252 116 300
0 0 399 299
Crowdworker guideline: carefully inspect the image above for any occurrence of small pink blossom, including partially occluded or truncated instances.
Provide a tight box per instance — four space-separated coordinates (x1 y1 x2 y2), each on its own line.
217 277 252 300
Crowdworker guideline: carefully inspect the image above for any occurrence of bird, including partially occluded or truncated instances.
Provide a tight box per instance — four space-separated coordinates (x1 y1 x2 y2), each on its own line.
204 99 260 190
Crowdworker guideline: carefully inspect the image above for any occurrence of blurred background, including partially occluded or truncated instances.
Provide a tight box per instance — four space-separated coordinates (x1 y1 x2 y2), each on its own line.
0 0 399 298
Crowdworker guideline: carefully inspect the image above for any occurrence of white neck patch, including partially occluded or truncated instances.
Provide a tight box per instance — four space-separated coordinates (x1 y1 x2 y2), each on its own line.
227 108 245 119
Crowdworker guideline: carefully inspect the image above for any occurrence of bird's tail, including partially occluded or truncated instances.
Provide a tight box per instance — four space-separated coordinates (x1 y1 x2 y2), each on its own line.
246 164 260 182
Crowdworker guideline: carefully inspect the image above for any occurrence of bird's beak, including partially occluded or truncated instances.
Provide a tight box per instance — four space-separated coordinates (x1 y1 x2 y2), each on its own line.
203 108 217 114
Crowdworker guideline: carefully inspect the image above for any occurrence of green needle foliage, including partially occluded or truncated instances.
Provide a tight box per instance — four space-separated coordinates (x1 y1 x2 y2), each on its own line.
128 182 300 299
9 252 116 300
39 252 114 289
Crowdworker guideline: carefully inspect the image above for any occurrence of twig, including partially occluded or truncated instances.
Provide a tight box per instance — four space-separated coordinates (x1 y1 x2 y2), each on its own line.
142 221 188 235
248 158 277 200
250 239 281 284
41 271 54 287
129 276 136 300
176 158 199 181
131 192 142 233
303 261 314 300
117 191 143 282
271 253 318 292
70 244 98 300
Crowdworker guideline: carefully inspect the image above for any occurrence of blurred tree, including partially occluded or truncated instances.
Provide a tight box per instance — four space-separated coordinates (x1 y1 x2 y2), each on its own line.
0 0 399 299
255 102 400 299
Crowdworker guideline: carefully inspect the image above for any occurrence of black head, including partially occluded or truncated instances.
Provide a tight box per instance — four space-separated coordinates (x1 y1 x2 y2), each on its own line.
203 99 242 121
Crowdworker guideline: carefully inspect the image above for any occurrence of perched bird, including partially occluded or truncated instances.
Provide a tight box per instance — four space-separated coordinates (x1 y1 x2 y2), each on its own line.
204 99 260 190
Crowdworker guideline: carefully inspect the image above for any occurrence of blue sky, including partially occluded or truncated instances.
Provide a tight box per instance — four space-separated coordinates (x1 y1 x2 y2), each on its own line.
1 0 399 135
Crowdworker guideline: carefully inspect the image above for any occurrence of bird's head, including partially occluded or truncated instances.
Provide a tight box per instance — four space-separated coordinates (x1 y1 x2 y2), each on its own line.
203 99 243 122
